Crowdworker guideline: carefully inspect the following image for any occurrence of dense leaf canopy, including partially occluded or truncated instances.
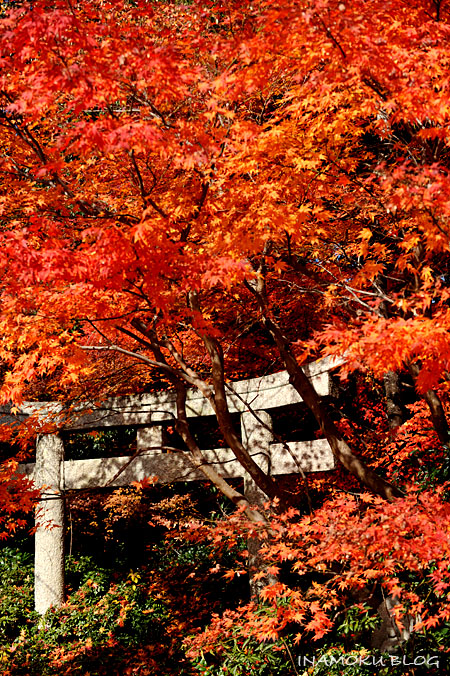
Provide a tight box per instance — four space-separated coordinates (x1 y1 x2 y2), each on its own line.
1 0 450 663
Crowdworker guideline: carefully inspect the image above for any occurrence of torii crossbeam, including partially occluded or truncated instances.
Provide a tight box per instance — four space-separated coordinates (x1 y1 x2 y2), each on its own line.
13 358 338 614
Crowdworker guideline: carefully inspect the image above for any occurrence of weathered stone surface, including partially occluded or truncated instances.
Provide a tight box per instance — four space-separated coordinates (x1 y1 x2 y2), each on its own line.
20 438 333 489
6 357 342 430
270 439 335 473
240 411 276 598
136 426 164 452
241 410 272 504
34 435 65 615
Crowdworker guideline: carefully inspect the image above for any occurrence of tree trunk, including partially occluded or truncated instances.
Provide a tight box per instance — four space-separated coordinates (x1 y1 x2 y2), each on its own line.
190 292 293 510
408 362 449 445
383 370 403 431
174 382 268 524
249 286 403 501
129 316 287 506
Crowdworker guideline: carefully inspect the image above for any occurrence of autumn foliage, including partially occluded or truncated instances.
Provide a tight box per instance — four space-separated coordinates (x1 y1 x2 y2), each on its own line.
0 0 449 403
1 0 450 670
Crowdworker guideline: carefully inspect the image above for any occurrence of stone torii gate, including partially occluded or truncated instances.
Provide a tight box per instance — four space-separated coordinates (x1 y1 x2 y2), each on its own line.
15 358 338 615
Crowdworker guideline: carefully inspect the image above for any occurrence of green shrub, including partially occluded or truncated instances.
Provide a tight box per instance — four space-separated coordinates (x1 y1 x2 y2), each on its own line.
0 552 172 675
190 633 294 676
0 548 37 643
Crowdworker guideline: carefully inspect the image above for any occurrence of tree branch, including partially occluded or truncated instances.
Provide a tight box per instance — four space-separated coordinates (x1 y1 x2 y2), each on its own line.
189 290 292 509
246 281 403 502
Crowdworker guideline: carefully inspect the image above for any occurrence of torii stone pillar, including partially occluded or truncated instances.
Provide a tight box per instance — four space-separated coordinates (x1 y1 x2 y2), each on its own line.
136 426 164 453
241 411 275 597
241 410 272 505
34 434 65 615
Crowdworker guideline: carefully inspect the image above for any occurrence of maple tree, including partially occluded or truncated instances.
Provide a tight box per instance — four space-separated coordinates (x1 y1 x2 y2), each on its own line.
1 0 450 666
